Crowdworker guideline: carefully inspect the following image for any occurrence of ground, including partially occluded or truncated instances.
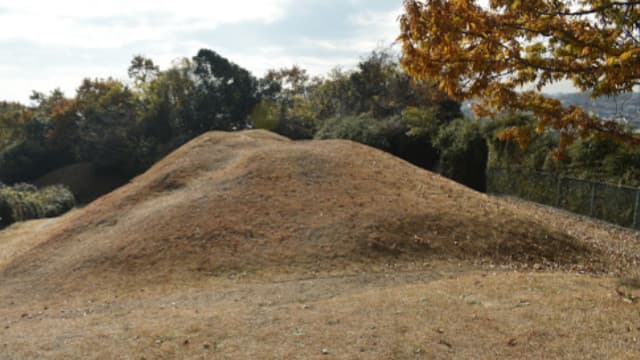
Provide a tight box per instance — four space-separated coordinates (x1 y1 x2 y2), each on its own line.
1 130 639 359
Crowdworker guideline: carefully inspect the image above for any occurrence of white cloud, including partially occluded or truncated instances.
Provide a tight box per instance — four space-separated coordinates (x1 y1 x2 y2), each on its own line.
350 7 402 36
2 0 289 20
0 1 409 102
0 0 292 48
282 7 402 72
214 7 404 80
0 64 123 104
204 45 356 78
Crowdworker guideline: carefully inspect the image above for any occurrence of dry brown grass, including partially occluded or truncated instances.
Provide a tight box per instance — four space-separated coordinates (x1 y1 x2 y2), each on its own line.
0 217 66 269
1 130 640 359
1 267 639 359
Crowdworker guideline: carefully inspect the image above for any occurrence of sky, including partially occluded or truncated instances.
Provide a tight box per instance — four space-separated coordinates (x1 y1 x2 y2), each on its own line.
0 0 579 105
0 0 405 104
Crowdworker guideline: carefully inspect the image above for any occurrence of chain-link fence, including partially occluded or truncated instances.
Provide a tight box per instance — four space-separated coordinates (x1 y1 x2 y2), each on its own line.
487 168 640 229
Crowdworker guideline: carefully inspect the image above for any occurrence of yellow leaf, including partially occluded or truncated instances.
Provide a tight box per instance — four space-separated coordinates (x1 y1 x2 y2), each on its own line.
620 50 635 62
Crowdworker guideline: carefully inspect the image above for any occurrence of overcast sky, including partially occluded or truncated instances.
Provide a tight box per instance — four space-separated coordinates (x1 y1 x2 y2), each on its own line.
1 0 577 104
0 0 404 103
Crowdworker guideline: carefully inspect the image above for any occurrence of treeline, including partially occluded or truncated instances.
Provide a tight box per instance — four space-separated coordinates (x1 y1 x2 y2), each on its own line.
0 48 489 193
3 46 635 212
486 114 640 187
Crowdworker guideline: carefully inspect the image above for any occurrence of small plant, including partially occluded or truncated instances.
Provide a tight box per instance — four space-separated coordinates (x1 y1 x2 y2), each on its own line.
0 183 75 228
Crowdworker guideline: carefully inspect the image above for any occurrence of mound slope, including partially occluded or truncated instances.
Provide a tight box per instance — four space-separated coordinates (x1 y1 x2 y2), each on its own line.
0 130 598 292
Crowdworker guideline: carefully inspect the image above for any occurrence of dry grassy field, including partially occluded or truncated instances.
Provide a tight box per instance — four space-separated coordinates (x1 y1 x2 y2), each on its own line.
1 130 639 359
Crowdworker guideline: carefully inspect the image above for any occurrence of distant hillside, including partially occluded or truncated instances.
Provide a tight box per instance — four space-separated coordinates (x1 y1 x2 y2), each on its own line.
550 92 640 128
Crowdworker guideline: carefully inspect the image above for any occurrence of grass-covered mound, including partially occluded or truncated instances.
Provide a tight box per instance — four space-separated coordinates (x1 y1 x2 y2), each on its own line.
0 130 603 296
0 183 75 228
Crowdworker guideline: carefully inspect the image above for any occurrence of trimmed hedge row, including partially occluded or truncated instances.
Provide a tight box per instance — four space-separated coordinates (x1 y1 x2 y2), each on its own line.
0 183 75 228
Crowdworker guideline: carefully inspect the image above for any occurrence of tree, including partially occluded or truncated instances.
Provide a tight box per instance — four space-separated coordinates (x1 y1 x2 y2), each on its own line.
190 49 259 133
349 50 399 117
482 113 557 171
433 118 488 191
253 66 320 139
0 93 76 183
73 78 139 174
399 0 640 155
0 101 30 152
32 89 77 150
128 55 160 86
139 58 196 144
263 66 310 98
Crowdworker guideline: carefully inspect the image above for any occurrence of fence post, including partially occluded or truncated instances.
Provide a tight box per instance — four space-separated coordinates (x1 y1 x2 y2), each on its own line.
590 182 596 217
634 190 640 229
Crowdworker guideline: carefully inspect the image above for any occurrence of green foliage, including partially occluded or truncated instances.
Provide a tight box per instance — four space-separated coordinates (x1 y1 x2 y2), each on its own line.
0 116 74 183
137 58 195 145
307 50 461 121
315 114 399 150
0 101 30 153
404 106 488 190
270 114 317 140
565 137 640 186
0 183 75 228
1 50 264 184
433 118 488 192
485 113 640 227
315 114 440 171
487 168 559 206
0 48 478 193
255 66 321 139
257 49 463 143
314 98 488 191
403 106 441 138
483 114 556 171
73 78 140 175
8 45 636 199
349 50 401 118
0 92 78 183
250 100 280 131
487 167 640 229
304 67 353 120
485 113 640 187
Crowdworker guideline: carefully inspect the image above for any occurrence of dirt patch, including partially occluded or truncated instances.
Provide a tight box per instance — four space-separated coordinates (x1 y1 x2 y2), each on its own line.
1 269 638 359
0 217 67 269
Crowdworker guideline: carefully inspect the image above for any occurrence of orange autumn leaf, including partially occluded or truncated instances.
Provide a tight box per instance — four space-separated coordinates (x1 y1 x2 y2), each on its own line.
399 0 640 152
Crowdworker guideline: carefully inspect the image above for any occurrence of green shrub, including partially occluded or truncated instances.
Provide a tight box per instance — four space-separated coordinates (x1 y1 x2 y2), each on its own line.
315 114 396 149
482 114 556 171
564 136 640 186
314 114 440 170
0 183 75 228
483 114 640 187
433 118 488 191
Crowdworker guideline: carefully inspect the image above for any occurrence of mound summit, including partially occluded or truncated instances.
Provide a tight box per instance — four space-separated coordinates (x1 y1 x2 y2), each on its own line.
0 130 596 292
